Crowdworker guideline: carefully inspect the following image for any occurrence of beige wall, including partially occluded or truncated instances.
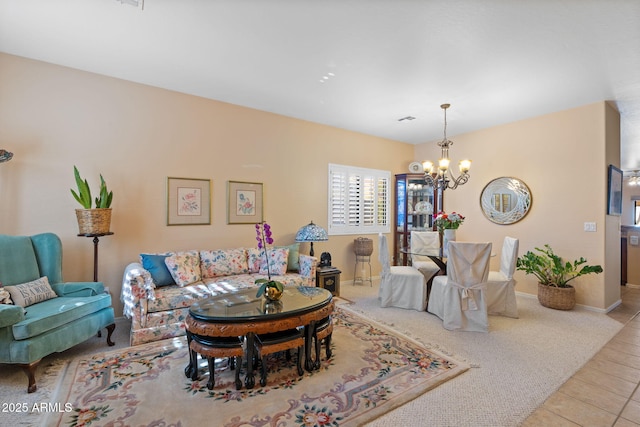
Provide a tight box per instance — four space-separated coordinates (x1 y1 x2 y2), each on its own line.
0 52 624 315
414 101 620 310
0 53 413 316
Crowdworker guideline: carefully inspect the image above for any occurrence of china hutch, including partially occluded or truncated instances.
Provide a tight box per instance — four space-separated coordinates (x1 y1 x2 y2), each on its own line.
394 173 441 266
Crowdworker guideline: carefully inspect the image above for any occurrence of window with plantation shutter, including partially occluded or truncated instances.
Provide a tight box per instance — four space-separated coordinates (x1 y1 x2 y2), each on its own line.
328 164 390 235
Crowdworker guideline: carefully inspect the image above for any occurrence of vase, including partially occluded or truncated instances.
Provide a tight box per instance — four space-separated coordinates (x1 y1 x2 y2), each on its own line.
442 229 456 256
265 286 283 302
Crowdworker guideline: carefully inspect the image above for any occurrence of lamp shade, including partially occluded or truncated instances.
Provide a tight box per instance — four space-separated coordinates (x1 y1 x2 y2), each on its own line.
295 221 328 242
295 221 328 257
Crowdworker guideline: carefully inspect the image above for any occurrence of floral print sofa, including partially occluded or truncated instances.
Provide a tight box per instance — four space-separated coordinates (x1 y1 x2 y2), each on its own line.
121 245 316 346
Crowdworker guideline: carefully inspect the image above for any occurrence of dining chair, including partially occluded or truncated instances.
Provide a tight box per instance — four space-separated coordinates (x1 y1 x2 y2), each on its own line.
410 231 442 287
427 241 492 332
378 233 428 311
486 236 519 318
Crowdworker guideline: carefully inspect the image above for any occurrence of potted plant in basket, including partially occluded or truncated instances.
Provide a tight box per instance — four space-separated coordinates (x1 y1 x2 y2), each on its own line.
254 222 284 301
71 166 113 235
516 244 603 310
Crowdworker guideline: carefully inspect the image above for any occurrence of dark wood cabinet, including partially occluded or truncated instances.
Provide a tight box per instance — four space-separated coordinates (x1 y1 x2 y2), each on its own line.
393 173 441 266
316 267 341 296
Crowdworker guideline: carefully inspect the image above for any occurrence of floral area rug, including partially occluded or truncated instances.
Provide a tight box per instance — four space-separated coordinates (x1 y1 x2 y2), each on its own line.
45 306 468 427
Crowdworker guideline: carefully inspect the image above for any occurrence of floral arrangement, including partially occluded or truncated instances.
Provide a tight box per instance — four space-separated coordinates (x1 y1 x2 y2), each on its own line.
434 211 465 233
254 222 284 298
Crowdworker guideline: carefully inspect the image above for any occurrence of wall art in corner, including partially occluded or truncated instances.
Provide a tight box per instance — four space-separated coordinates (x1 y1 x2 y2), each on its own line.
607 165 623 216
227 181 263 224
167 177 211 225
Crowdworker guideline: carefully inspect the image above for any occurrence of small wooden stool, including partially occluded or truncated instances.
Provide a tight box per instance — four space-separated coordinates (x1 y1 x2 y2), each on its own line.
189 335 244 390
313 316 333 369
254 329 305 387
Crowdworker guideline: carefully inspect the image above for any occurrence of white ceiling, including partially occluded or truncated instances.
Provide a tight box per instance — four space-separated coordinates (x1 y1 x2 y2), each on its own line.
1 0 639 171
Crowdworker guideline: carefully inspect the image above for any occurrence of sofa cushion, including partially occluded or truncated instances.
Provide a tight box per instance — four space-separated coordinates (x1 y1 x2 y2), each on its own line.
0 235 40 287
145 277 256 313
11 294 113 340
200 249 249 278
277 243 300 272
6 277 58 307
259 248 289 276
141 254 176 287
247 248 262 273
165 251 201 287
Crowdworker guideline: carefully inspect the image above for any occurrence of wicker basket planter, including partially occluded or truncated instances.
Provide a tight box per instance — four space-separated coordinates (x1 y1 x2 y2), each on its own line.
537 283 575 310
75 208 112 235
354 238 373 256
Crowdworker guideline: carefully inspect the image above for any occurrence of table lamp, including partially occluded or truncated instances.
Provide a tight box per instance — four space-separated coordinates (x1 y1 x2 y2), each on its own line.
295 221 328 257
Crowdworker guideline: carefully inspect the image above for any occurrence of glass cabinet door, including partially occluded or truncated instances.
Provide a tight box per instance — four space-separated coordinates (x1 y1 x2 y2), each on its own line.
393 173 439 265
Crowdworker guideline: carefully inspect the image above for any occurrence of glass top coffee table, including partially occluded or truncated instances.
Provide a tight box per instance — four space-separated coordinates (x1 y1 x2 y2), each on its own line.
185 286 334 389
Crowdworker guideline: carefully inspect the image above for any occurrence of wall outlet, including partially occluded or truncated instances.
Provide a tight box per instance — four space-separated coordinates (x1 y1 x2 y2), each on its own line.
584 222 597 232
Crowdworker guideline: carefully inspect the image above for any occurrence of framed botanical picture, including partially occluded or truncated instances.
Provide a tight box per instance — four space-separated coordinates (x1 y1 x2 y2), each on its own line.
607 165 623 216
227 181 263 224
167 177 211 225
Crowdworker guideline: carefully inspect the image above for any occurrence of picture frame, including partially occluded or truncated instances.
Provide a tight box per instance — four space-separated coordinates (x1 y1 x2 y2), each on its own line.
167 177 211 225
227 181 263 224
607 165 623 216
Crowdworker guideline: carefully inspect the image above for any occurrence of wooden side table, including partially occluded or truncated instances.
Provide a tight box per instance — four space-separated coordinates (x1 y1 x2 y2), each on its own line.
316 266 341 296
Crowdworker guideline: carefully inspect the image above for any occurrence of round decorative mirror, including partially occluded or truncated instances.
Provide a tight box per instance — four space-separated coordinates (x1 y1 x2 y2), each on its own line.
480 177 532 225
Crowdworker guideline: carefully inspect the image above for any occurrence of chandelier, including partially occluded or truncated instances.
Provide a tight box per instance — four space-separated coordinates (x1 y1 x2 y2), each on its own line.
422 104 471 191
628 171 640 186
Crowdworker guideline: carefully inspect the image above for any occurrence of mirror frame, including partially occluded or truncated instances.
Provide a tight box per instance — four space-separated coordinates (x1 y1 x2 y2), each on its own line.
480 177 532 225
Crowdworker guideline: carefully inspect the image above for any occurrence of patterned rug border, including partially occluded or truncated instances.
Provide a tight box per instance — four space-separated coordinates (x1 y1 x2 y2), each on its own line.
43 305 470 427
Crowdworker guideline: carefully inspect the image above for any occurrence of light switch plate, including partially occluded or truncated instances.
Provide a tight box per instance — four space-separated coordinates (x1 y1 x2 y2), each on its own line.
631 235 639 246
584 222 597 232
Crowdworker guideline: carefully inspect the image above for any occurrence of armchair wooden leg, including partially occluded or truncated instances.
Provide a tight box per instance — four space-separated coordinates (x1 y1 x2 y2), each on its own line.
19 360 41 393
106 323 115 346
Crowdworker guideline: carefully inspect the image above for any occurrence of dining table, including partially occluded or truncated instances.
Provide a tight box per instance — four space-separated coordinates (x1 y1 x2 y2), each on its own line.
400 247 447 274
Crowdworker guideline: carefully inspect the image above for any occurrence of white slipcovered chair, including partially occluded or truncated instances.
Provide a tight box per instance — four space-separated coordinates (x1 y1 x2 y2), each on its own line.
378 233 428 311
427 241 492 332
486 236 519 318
410 231 441 286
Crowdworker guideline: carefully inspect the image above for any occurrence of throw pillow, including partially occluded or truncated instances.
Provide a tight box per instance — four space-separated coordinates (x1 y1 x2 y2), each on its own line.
6 276 58 307
0 282 13 305
259 248 289 276
200 249 249 278
164 251 202 287
247 248 262 273
140 254 176 287
277 243 300 272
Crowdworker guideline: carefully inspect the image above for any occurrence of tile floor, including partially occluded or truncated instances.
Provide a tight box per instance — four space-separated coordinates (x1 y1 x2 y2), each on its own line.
523 286 640 426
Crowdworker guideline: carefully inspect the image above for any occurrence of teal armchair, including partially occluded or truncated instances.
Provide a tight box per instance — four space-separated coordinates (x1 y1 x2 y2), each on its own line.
0 233 115 392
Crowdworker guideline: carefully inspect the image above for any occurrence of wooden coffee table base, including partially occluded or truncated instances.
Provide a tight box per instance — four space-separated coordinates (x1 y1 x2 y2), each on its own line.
185 300 334 389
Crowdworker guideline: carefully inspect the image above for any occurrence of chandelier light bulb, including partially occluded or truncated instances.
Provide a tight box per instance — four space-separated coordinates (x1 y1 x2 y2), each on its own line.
459 159 471 173
422 161 434 174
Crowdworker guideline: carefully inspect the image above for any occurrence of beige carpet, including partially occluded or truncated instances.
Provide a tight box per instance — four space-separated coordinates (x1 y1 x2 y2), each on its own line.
339 282 625 426
41 305 468 426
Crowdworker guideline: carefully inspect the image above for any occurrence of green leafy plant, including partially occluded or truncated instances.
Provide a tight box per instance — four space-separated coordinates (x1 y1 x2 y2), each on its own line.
71 166 92 209
516 244 603 288
71 166 113 209
95 174 113 208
